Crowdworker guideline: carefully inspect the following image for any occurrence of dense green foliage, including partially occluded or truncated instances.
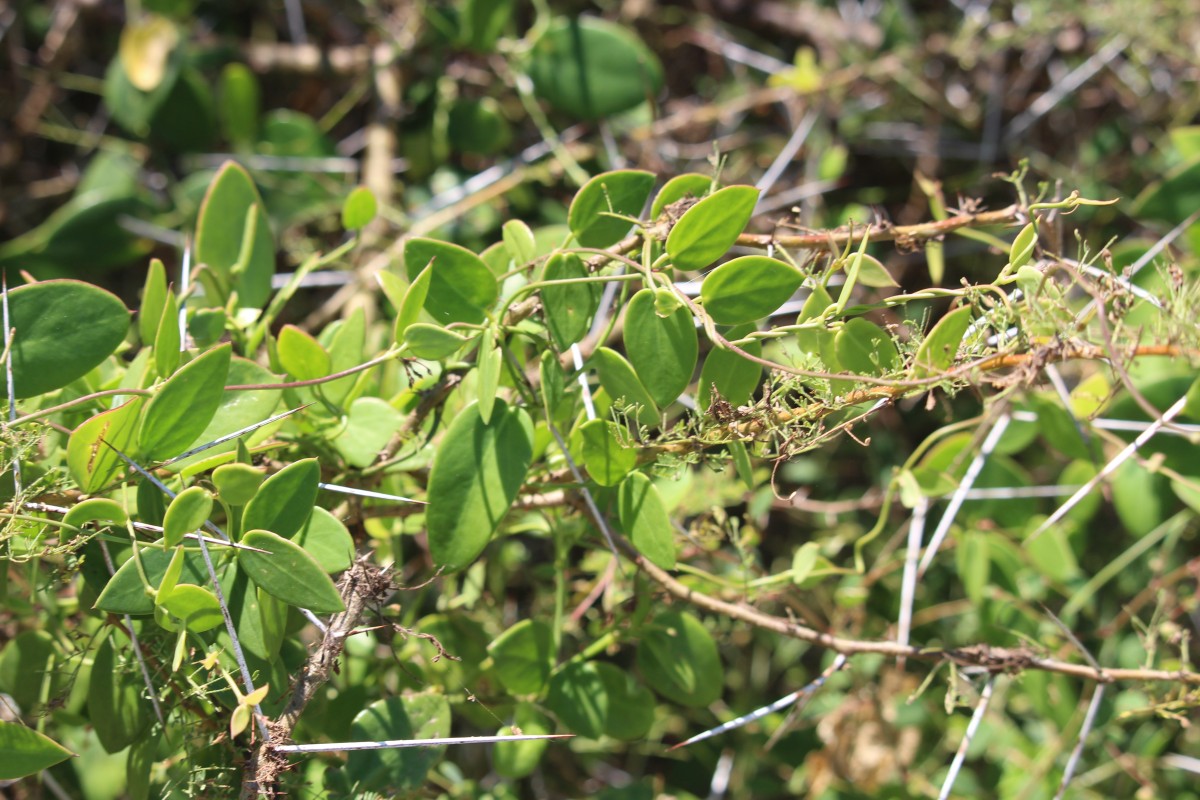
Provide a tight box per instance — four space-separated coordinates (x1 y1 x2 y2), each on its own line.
3 2 1200 799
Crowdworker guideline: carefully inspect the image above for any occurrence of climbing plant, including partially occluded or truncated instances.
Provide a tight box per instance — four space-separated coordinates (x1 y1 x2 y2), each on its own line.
2 156 1199 798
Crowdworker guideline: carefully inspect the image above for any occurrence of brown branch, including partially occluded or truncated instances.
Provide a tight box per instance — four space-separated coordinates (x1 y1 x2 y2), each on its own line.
634 553 1200 685
241 558 392 799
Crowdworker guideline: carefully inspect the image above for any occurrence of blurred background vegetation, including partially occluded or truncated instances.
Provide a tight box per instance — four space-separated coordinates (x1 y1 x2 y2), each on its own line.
3 1 1200 798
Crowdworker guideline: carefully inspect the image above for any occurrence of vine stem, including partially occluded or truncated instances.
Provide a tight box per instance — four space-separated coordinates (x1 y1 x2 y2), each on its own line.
633 550 1200 685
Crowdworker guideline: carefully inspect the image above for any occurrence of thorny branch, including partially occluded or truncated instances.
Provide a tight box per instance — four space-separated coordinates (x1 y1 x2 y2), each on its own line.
241 557 393 799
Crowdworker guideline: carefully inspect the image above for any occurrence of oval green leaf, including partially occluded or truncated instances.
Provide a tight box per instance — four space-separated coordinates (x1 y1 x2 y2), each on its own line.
665 185 759 272
700 255 803 325
568 169 655 248
341 185 378 231
89 634 151 753
7 280 130 398
476 328 502 425
94 546 211 615
624 288 697 408
294 506 354 573
277 324 330 381
528 16 664 120
403 322 469 360
242 458 319 539
697 324 761 410
403 238 497 325
67 397 145 493
488 619 554 695
0 721 73 780
542 252 601 349
139 258 168 346
596 661 656 741
139 343 232 461
494 704 553 779
636 610 723 707
332 397 404 469
912 306 972 378
348 693 451 793
194 161 275 309
835 318 899 375
578 418 637 487
213 462 266 507
239 529 345 613
617 472 676 569
159 583 224 632
427 401 534 572
592 347 660 426
162 486 213 548
546 661 608 738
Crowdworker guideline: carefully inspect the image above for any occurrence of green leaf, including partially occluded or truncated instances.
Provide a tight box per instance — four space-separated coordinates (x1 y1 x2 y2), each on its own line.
194 161 275 309
242 458 319 539
665 185 759 272
578 419 637 487
697 324 761 410
651 173 712 219
955 531 990 604
139 344 232 461
729 439 754 490
403 322 469 359
636 610 722 707
341 186 378 231
835 318 899 375
159 583 224 632
593 347 660 426
67 397 145 493
447 97 512 155
617 472 676 569
277 324 330 381
596 661 655 741
404 238 497 324
0 631 55 714
6 280 130 398
502 220 536 265
0 721 73 780
1008 222 1038 271
217 62 259 147
212 462 266 507
239 529 345 612
546 661 608 738
791 542 821 584
333 397 403 469
154 291 181 377
95 546 211 614
63 498 129 532
700 255 803 325
542 252 601 349
162 486 213 547
294 506 354 573
488 619 554 694
426 401 534 572
460 0 514 52
912 306 972 378
852 254 900 288
392 262 432 343
528 16 664 120
165 357 283 473
540 349 565 419
568 169 655 248
89 634 151 753
624 288 697 408
139 258 168 345
348 693 451 793
220 567 280 662
493 704 553 779
476 328 502 424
